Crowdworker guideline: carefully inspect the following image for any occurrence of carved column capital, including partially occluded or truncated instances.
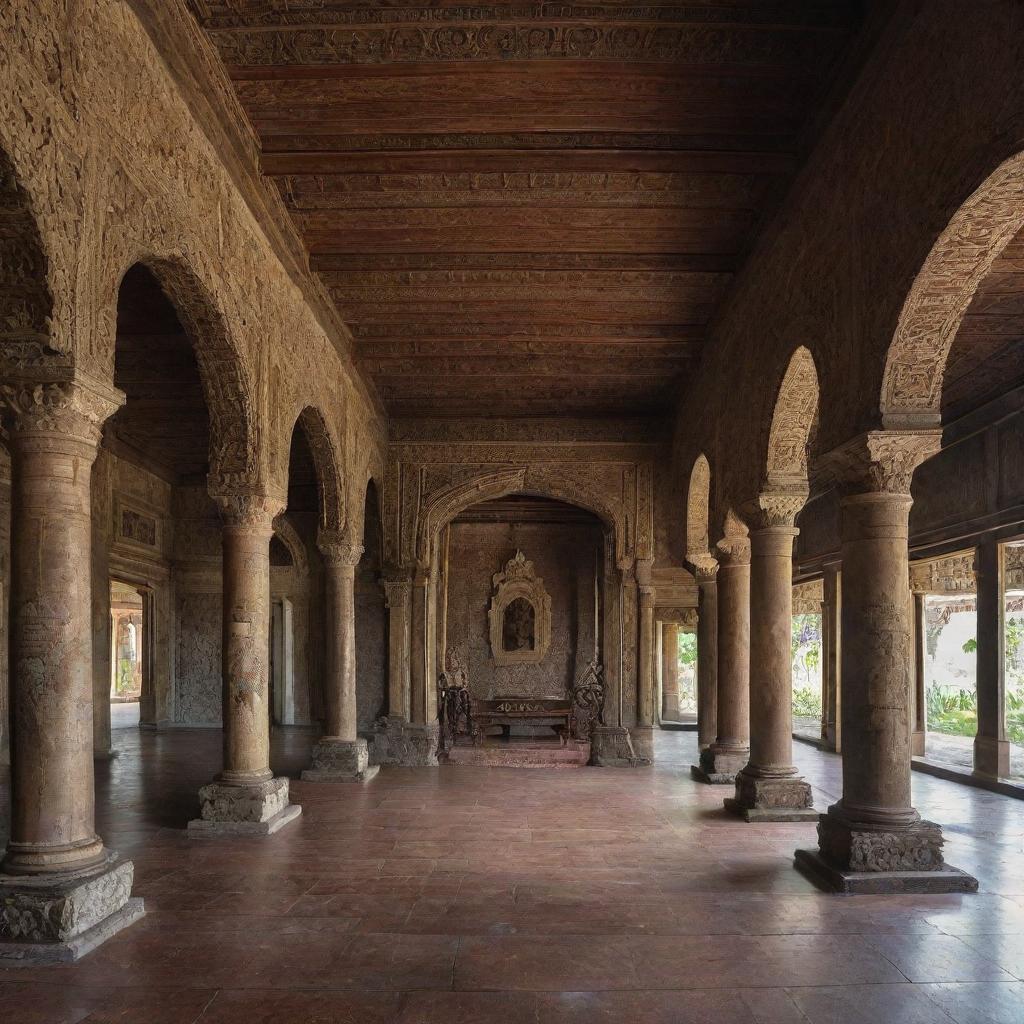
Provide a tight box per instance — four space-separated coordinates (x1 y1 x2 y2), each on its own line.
318 532 363 571
715 534 751 566
0 379 122 455
821 430 941 497
691 555 719 583
634 556 654 590
753 491 807 530
212 491 283 533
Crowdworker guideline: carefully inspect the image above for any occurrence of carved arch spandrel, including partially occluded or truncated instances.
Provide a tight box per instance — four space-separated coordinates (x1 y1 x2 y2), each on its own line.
764 345 819 494
0 144 54 357
881 150 1024 426
685 453 712 570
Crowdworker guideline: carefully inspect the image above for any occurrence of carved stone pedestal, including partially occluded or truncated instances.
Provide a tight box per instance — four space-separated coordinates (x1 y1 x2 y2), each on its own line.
794 809 978 895
591 725 650 767
0 853 144 964
629 726 655 764
372 718 439 767
188 777 301 837
691 744 746 784
302 737 379 782
724 769 817 822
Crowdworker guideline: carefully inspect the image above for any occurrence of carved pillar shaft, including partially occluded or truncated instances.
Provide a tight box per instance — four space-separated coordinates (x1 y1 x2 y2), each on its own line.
797 428 976 892
696 569 718 750
911 591 927 758
695 541 750 782
220 510 275 784
4 410 108 874
975 538 1009 776
821 563 841 753
189 492 300 833
728 518 814 820
410 567 433 726
322 550 360 742
384 576 412 721
637 584 656 729
661 621 680 722
747 525 800 773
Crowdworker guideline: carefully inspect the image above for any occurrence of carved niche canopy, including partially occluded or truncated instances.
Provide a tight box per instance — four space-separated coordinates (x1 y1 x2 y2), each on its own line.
488 551 551 667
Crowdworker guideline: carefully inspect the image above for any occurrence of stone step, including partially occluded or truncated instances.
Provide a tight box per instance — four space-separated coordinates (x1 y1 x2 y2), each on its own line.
444 741 591 769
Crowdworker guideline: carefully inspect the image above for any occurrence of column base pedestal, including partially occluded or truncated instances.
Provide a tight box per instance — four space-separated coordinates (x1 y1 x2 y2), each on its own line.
302 738 380 783
794 848 978 895
724 770 818 822
794 808 979 894
691 745 747 784
371 718 439 766
188 777 301 837
0 853 144 964
974 735 1010 777
628 726 655 764
590 725 650 767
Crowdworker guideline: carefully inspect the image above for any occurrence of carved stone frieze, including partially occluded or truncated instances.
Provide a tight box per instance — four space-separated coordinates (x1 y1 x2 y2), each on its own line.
909 551 977 596
792 578 824 615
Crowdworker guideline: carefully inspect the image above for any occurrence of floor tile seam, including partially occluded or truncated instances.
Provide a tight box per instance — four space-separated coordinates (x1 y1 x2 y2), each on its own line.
188 988 221 1023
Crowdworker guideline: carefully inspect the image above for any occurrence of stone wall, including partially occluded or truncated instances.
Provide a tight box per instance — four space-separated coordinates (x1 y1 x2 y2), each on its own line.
356 573 388 732
445 521 603 701
672 2 1024 537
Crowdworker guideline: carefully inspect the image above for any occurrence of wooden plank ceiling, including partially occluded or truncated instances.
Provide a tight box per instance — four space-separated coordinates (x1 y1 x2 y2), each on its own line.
187 1 864 420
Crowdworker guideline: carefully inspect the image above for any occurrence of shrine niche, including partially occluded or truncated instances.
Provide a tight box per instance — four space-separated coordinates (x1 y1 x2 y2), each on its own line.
488 551 551 667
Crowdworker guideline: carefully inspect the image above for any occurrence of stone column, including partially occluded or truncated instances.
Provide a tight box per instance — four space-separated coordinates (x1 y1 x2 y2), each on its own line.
188 494 301 836
974 538 1009 776
795 431 976 894
383 572 412 722
726 499 815 821
693 538 750 783
821 563 841 752
661 621 681 722
695 563 719 750
405 563 439 764
0 379 144 961
90 449 114 760
303 538 378 782
910 591 927 758
632 559 656 761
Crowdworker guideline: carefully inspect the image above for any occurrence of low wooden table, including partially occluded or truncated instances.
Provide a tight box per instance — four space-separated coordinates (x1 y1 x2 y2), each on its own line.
469 698 572 746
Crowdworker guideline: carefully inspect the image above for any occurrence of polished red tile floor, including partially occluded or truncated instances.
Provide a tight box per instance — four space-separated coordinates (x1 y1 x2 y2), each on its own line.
3 725 1024 1022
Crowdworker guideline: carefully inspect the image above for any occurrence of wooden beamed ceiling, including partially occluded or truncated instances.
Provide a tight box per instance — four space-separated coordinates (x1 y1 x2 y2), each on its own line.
188 1 865 420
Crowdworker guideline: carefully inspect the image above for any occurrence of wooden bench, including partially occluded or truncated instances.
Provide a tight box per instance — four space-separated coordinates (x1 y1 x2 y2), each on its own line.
469 698 572 746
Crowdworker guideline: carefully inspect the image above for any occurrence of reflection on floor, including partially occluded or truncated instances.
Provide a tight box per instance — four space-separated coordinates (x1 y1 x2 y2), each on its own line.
3 730 1024 1022
111 702 141 730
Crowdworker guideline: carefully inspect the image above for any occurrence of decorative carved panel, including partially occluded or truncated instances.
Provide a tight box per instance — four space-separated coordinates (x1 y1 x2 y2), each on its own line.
488 551 551 667
909 551 976 596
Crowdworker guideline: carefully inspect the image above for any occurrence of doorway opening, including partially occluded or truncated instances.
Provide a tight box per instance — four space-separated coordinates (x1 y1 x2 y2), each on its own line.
110 579 146 731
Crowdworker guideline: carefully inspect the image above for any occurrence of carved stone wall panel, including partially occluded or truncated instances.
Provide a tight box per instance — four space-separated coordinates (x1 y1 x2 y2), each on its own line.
909 552 977 597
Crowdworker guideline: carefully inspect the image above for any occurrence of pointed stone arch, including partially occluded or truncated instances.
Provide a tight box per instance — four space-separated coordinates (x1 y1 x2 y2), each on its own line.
881 150 1024 428
110 255 260 492
415 468 622 568
289 405 345 537
764 346 820 494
